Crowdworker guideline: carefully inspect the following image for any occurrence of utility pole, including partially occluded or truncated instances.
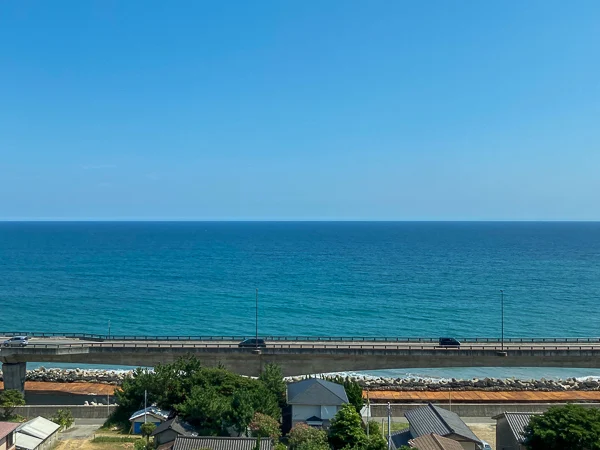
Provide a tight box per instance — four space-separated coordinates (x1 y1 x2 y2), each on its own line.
501 290 505 351
255 288 259 350
108 320 111 339
387 402 391 450
366 389 370 437
144 390 147 424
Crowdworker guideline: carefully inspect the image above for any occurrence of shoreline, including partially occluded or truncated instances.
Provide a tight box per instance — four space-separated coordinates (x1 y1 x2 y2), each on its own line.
2 368 600 393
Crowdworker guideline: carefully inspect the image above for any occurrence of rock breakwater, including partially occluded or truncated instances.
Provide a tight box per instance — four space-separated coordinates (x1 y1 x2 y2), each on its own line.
0 367 132 385
287 375 600 392
0 369 599 391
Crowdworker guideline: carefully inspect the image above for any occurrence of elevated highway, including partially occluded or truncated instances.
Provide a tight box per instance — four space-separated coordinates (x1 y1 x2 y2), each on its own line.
2 333 600 393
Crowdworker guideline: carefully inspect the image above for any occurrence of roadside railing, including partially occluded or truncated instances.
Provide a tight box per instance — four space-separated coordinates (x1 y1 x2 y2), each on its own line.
1 332 599 344
7 342 600 352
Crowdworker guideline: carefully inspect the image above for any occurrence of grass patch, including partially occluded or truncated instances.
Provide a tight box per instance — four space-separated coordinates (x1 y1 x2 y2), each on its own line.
381 422 410 434
92 436 140 443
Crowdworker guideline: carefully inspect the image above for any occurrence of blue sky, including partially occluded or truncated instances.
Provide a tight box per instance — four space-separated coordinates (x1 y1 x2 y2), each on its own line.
1 1 599 220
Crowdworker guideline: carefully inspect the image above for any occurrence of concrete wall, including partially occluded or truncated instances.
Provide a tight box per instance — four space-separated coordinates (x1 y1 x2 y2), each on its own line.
370 402 600 419
14 405 116 419
5 346 600 377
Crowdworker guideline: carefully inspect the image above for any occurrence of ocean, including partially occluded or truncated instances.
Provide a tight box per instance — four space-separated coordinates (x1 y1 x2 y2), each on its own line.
1 221 600 380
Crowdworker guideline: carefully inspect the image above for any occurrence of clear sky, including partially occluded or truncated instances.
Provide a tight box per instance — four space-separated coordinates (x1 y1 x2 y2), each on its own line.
1 1 599 220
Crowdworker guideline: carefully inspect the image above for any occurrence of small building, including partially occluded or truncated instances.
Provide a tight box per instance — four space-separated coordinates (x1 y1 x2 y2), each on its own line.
169 436 273 450
129 407 170 434
401 403 482 450
0 422 18 450
408 433 465 450
493 412 540 450
285 378 349 431
151 417 196 448
15 416 60 450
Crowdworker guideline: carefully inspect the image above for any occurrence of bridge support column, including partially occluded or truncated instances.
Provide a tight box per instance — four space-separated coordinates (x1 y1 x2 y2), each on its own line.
2 362 26 394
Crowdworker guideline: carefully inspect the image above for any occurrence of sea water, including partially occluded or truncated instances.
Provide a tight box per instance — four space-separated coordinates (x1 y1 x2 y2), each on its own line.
1 221 599 379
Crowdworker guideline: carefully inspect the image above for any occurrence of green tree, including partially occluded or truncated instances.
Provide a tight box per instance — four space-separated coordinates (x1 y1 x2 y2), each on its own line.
288 423 329 450
134 439 153 450
328 404 366 450
259 363 287 408
323 376 364 414
140 422 156 443
177 385 231 435
0 389 25 420
51 409 74 430
523 404 600 450
107 357 280 433
249 412 281 440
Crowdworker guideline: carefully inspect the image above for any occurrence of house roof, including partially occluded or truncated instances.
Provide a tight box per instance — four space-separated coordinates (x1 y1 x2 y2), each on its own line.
173 436 273 450
15 433 43 450
129 406 171 421
152 417 196 437
389 429 412 450
408 433 465 450
405 403 481 444
287 378 349 405
305 416 323 422
493 412 540 444
0 422 19 439
16 416 60 440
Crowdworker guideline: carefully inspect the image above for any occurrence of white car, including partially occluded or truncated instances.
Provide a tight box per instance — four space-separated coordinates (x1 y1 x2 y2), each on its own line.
479 441 492 450
2 336 29 347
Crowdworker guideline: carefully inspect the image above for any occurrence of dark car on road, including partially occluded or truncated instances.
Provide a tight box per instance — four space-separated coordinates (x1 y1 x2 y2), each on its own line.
438 337 461 347
238 338 267 348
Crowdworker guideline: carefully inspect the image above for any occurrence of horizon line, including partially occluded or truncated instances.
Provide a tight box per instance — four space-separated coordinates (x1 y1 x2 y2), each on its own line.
1 219 600 223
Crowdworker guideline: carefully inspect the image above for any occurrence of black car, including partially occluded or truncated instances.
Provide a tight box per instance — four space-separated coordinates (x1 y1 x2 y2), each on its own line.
238 338 267 348
438 337 461 347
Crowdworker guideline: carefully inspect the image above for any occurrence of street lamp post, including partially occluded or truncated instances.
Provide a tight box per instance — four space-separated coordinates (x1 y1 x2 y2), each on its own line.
500 290 504 351
108 320 111 339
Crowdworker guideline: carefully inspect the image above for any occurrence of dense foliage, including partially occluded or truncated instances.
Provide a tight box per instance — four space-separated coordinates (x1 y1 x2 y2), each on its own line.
328 404 367 449
523 404 600 450
51 409 75 430
249 412 282 440
323 376 364 414
288 423 329 450
140 422 156 441
0 389 25 420
107 355 281 435
328 405 386 450
259 364 287 408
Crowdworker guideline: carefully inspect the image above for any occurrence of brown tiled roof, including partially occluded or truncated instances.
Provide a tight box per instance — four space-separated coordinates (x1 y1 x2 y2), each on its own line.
173 437 273 450
0 421 19 439
408 434 464 450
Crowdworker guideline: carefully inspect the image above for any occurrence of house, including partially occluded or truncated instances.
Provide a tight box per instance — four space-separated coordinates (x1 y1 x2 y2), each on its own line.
151 416 196 448
169 436 273 450
493 412 540 450
408 433 465 450
15 416 60 450
390 403 481 450
0 422 18 450
129 406 170 434
285 378 349 431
